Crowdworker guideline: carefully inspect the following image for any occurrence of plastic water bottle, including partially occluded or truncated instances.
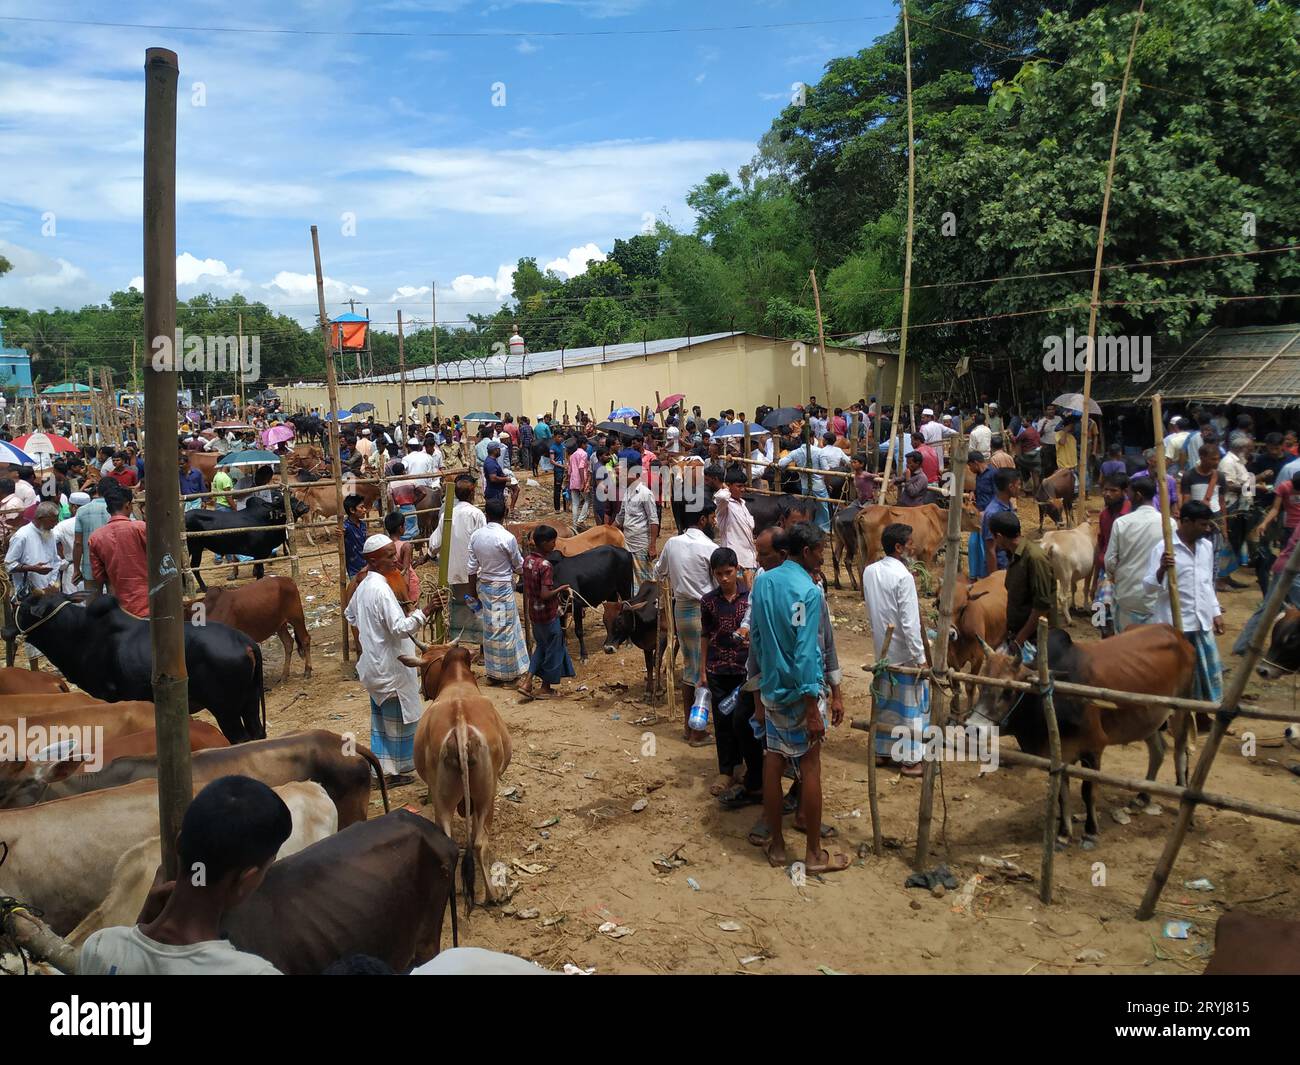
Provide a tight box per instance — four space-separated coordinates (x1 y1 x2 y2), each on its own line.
717 685 741 717
463 594 482 616
688 686 711 731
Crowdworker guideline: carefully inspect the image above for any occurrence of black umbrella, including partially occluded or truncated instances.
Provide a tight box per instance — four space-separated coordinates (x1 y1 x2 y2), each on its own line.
761 406 802 430
414 395 442 406
350 402 375 413
597 421 643 439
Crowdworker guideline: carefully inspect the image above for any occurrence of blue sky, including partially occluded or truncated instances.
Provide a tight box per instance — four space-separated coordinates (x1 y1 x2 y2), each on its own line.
0 0 897 329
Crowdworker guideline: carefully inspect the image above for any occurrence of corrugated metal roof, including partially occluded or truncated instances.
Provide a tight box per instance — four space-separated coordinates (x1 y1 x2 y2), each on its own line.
356 331 741 384
1089 324 1300 408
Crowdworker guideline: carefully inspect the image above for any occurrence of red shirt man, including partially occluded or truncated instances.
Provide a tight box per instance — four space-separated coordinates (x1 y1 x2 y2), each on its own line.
106 455 138 489
89 506 150 617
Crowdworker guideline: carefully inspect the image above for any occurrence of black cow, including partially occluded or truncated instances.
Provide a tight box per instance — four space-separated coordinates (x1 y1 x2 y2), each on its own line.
743 493 812 535
550 544 633 659
16 592 266 743
222 810 460 974
601 581 666 695
289 412 326 447
185 492 306 591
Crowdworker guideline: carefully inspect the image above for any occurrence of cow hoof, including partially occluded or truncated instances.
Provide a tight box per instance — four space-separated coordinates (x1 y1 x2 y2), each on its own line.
1081 836 1097 851
603 646 614 654
1054 837 1070 852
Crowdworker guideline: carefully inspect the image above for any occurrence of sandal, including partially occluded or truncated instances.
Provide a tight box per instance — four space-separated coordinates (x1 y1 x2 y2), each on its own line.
747 820 770 846
805 848 851 874
718 784 763 809
709 774 733 797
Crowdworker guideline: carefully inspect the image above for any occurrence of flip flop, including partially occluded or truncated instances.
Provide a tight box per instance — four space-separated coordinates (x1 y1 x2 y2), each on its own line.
709 774 733 796
805 849 851 874
718 784 763 809
747 820 769 846
794 822 837 839
762 839 789 868
516 687 535 702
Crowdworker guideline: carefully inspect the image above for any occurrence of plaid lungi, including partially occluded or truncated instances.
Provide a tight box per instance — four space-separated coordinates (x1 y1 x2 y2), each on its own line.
479 579 528 681
674 597 704 687
872 669 931 763
631 550 652 595
449 581 483 645
764 693 829 763
370 696 416 775
1185 628 1224 705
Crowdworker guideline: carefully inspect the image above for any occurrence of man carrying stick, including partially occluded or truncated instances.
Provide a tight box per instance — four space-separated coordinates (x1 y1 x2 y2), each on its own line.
1145 499 1225 703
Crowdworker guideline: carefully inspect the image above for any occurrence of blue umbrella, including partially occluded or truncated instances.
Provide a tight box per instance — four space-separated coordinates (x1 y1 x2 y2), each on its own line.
713 422 769 437
324 410 352 421
609 406 640 419
217 449 280 468
349 402 376 414
465 412 499 422
0 440 36 465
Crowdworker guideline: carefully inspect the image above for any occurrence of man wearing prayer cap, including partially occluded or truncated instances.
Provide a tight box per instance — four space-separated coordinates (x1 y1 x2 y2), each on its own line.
343 533 438 786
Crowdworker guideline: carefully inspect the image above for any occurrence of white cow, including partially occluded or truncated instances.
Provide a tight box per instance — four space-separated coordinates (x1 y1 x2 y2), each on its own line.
1041 521 1097 624
68 781 337 946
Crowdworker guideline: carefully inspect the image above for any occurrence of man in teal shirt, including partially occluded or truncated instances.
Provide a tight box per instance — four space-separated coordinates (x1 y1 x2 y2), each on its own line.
748 522 849 876
71 479 110 583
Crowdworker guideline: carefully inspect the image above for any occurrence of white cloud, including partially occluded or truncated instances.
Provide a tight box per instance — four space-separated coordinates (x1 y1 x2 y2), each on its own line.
0 239 97 309
695 73 707 84
175 252 246 289
389 285 432 303
263 272 370 301
516 38 540 55
449 264 515 304
544 243 606 279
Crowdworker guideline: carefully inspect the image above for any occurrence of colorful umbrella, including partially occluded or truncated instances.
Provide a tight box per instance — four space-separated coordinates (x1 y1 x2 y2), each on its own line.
609 406 640 420
260 425 295 447
0 441 37 466
217 449 280 468
656 393 685 413
13 432 78 456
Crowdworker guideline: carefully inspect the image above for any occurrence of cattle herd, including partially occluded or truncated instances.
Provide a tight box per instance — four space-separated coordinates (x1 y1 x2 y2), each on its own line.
1 419 1296 979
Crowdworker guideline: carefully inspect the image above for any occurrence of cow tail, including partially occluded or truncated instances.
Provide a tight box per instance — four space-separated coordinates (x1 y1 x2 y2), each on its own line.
457 710 475 917
356 743 391 813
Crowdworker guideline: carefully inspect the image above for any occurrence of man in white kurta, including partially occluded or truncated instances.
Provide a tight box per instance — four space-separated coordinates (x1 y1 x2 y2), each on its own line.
861 520 929 775
430 475 487 643
344 534 428 784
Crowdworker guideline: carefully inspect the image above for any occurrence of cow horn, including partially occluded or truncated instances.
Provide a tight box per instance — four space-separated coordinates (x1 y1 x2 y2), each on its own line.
450 636 460 647
410 636 430 652
976 635 995 657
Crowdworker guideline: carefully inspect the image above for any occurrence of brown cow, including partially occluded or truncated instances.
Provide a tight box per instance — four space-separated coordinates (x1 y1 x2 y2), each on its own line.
969 624 1194 842
942 570 1008 709
0 667 69 695
1036 467 1077 530
8 729 389 822
506 520 576 549
195 575 312 683
0 692 100 721
1203 910 1300 975
292 474 381 545
555 524 625 556
404 644 511 911
855 501 980 568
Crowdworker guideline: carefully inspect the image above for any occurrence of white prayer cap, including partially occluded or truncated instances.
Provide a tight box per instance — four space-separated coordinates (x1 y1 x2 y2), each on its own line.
362 533 393 555
921 407 935 416
361 428 371 435
69 492 91 506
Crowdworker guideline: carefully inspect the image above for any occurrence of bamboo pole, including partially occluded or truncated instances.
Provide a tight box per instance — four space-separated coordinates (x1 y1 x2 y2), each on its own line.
879 2 918 504
1137 510 1300 919
1079 0 1145 506
1151 394 1182 630
142 45 191 881
915 435 967 869
1036 615 1064 904
434 472 455 641
280 455 299 579
398 309 407 449
310 224 352 665
867 624 894 858
811 268 832 416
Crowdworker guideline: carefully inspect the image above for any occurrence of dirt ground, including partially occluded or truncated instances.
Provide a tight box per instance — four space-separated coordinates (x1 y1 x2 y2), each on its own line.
221 478 1300 975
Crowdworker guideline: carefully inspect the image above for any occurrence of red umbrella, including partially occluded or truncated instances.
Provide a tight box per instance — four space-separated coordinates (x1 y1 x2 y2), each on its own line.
656 393 685 413
13 432 78 456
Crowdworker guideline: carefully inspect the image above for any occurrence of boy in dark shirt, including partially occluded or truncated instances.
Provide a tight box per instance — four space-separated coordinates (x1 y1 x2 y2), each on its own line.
517 525 573 700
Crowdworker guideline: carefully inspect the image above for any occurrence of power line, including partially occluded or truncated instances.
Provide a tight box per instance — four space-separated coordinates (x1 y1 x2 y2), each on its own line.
0 13 892 40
